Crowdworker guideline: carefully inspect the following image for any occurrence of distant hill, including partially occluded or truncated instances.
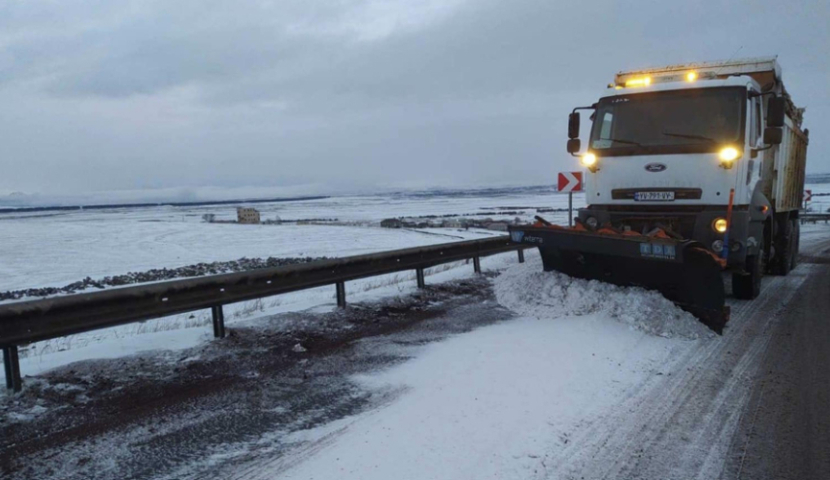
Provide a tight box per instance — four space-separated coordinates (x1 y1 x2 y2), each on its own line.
806 173 830 184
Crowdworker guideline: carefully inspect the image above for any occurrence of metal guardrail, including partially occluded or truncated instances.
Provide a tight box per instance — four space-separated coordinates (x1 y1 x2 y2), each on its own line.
0 236 527 391
800 213 830 224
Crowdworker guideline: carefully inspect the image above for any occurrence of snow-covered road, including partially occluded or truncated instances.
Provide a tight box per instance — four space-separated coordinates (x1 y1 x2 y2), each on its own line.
241 313 690 480
2 224 829 480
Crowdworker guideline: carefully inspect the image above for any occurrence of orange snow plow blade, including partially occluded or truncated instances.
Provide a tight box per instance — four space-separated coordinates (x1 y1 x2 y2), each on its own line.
508 223 730 334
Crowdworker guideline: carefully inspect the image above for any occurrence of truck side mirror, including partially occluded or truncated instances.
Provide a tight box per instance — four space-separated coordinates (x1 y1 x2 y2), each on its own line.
763 127 782 145
567 138 581 154
767 97 785 127
568 112 580 139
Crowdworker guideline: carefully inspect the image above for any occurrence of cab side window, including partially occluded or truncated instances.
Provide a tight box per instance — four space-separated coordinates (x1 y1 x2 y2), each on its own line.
752 98 762 145
600 112 613 139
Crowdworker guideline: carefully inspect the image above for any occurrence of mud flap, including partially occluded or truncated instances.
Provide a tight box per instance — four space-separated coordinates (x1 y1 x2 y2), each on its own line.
510 227 730 334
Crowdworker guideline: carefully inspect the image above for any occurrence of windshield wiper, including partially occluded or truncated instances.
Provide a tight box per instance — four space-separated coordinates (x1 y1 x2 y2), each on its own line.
605 137 644 147
662 131 717 143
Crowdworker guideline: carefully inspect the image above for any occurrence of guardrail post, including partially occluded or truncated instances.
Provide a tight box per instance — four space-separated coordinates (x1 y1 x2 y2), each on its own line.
416 268 426 289
211 305 226 338
336 282 347 308
517 248 525 263
3 346 22 392
473 256 481 274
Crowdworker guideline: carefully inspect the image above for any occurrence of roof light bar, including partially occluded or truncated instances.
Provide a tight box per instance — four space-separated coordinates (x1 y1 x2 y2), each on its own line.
624 77 651 88
615 70 716 88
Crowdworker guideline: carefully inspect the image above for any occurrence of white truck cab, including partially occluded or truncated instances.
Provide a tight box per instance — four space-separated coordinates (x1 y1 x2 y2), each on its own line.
566 57 808 299
584 77 763 208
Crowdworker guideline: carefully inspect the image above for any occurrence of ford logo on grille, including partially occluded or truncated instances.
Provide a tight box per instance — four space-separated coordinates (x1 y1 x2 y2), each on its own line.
645 163 667 172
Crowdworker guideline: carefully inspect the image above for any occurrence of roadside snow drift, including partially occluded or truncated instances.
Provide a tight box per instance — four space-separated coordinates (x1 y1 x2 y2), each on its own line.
495 256 713 339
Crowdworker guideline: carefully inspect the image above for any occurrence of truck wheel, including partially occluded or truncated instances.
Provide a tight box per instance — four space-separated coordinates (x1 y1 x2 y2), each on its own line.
790 219 800 269
733 239 764 299
770 218 793 276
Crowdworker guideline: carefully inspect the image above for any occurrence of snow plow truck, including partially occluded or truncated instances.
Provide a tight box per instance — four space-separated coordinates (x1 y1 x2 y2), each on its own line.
509 57 808 334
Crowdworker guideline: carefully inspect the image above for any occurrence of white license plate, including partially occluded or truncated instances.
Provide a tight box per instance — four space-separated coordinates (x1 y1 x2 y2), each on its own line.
634 191 675 201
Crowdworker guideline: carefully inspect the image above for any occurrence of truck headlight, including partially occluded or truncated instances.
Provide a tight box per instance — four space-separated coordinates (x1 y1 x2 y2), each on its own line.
718 147 739 168
581 152 599 172
712 240 724 252
585 217 598 228
581 152 597 167
713 218 728 233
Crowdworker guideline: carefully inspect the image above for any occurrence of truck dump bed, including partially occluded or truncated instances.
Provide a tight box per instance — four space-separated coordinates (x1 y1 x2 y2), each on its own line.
767 117 809 212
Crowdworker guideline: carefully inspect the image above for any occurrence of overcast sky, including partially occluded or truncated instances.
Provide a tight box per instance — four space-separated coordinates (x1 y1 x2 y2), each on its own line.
1 0 828 198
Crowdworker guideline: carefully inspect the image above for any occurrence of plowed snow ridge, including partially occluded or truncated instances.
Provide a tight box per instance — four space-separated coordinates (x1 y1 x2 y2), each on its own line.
494 256 714 339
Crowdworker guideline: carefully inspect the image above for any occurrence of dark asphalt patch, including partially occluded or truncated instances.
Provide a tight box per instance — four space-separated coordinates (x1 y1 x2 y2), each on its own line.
723 260 830 479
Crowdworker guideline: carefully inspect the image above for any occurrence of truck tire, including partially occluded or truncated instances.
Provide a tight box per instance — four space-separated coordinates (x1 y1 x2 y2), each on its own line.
733 238 764 299
770 218 793 276
790 219 800 269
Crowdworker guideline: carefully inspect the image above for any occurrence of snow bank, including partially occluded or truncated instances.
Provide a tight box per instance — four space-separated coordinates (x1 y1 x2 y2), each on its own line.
494 256 713 339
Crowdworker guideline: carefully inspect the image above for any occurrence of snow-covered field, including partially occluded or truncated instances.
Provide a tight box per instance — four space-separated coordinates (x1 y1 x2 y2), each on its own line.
0 187 573 293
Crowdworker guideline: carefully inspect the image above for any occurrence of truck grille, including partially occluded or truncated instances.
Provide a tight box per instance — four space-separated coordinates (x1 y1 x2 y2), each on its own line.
607 212 698 237
591 205 739 238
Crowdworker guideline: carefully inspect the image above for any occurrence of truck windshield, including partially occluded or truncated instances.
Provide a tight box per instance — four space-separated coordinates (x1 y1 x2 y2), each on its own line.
589 87 745 156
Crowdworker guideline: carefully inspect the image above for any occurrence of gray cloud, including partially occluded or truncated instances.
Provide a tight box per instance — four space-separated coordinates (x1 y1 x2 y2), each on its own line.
1 0 828 197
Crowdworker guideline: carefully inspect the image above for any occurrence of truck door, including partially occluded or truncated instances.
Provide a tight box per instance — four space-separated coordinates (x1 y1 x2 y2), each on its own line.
745 96 764 193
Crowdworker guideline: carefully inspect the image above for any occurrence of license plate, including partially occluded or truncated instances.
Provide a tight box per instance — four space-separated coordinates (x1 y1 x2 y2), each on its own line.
634 191 675 201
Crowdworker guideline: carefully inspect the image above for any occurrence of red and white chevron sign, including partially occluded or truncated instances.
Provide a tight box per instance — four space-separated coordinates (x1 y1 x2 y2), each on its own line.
804 190 812 203
558 171 583 193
